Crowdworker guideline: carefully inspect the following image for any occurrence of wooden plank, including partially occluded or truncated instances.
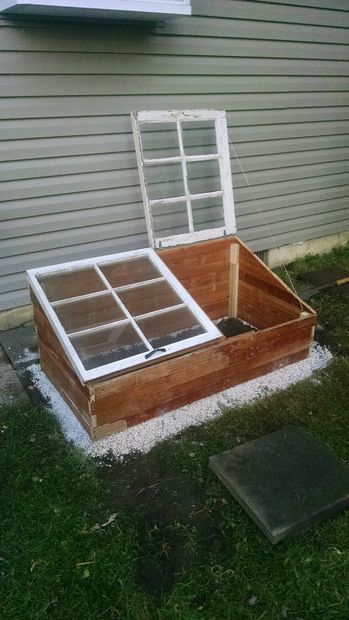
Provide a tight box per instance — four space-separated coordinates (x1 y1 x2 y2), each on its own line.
40 342 93 436
32 294 89 391
119 348 310 432
91 419 127 441
97 336 312 426
238 281 300 328
239 266 300 305
228 243 239 318
93 315 315 425
161 236 311 327
97 312 315 398
99 317 314 403
237 236 315 316
88 344 312 439
160 241 230 317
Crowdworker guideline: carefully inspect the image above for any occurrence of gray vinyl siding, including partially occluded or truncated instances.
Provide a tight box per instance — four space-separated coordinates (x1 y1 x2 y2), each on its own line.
1 0 349 310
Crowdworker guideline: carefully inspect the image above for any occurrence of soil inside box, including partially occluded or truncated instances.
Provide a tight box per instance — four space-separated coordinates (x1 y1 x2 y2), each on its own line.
216 317 256 338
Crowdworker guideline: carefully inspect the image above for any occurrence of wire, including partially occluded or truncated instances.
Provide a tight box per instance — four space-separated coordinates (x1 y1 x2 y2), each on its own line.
229 139 303 308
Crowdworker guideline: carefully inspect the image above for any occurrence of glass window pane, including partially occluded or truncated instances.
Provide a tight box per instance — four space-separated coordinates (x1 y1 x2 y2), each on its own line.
181 120 217 156
118 280 182 317
99 257 160 288
187 158 221 196
70 323 148 371
192 195 225 232
38 267 105 302
146 162 184 202
152 200 189 238
141 122 179 160
137 306 205 349
54 293 125 334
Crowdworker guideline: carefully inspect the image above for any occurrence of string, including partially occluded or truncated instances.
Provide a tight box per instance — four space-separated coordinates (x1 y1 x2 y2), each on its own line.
229 139 303 309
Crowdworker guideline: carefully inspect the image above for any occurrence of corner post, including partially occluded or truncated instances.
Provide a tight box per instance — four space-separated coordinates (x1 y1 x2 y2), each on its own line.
228 243 239 318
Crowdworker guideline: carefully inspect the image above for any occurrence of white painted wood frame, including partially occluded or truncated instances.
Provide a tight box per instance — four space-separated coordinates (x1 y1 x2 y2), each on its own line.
27 247 221 384
131 109 236 248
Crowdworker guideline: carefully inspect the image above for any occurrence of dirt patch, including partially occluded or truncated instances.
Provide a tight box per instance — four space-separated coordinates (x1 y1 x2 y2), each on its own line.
98 451 225 597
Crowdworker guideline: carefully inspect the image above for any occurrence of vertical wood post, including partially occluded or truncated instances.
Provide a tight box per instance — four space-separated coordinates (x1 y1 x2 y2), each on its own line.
228 243 239 318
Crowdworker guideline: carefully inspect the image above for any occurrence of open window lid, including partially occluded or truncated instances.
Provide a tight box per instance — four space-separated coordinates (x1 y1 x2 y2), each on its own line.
131 109 236 249
27 248 221 383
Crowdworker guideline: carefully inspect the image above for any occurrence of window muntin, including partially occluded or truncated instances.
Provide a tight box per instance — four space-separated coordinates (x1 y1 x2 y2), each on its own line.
27 248 221 382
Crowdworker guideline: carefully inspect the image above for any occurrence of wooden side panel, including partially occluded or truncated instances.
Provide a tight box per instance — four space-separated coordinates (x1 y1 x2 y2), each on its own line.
160 236 313 328
93 314 315 435
39 341 92 436
160 237 231 319
31 290 94 436
125 349 309 430
236 237 314 328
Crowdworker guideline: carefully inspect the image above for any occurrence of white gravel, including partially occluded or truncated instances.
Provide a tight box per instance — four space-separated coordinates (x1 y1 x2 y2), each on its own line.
27 342 333 460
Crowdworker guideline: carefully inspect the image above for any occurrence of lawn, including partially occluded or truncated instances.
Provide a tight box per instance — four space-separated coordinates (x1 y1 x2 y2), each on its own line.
1 244 349 620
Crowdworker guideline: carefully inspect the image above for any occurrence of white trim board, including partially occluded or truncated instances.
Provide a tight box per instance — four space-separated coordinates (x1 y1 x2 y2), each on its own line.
131 109 236 248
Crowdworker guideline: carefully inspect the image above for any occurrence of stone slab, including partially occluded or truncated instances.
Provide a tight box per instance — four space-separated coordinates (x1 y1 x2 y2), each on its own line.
0 322 39 369
0 350 30 406
298 267 349 289
295 282 320 301
209 426 349 544
314 323 338 354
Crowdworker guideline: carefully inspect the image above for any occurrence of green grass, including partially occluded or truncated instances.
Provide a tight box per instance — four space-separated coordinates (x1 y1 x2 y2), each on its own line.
275 242 349 354
1 244 349 619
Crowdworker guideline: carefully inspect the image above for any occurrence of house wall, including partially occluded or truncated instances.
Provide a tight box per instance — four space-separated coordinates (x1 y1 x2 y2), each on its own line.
1 0 349 311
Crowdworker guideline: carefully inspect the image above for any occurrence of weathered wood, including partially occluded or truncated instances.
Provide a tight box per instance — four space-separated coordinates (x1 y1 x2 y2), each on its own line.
238 281 300 328
32 294 90 395
40 342 92 435
91 419 127 441
94 313 315 399
124 348 310 431
160 236 310 328
93 314 315 426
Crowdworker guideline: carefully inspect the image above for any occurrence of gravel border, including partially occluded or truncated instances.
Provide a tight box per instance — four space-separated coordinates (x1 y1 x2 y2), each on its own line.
28 342 333 460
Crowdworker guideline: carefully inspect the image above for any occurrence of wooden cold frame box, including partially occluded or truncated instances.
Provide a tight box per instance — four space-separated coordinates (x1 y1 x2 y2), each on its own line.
29 237 316 441
28 111 316 441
